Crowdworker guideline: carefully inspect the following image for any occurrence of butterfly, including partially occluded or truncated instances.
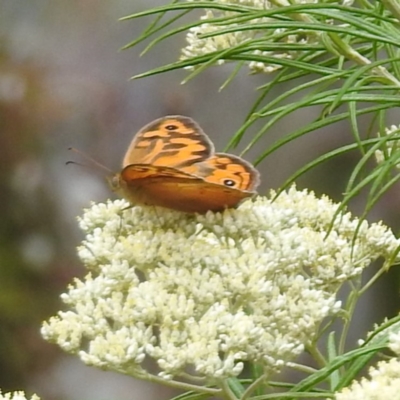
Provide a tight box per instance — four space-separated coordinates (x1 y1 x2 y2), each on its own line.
110 116 260 213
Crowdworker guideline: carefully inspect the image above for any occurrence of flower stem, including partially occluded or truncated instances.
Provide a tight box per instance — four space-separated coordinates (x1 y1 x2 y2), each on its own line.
338 284 360 356
241 373 268 400
286 362 318 374
306 344 327 368
128 369 222 396
359 264 387 295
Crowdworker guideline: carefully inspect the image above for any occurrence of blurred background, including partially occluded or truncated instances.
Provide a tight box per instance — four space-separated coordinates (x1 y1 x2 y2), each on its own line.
1 1 400 399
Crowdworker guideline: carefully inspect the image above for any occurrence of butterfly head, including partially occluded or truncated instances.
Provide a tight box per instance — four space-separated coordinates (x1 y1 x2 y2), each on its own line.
107 173 124 194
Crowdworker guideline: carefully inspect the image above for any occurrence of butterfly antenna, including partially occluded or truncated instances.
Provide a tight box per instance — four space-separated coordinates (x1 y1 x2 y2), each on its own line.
68 147 113 174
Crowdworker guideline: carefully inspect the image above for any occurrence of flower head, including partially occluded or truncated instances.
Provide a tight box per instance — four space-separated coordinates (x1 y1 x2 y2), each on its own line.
330 296 400 399
0 392 40 400
42 187 399 382
375 124 400 168
334 359 400 400
181 0 354 74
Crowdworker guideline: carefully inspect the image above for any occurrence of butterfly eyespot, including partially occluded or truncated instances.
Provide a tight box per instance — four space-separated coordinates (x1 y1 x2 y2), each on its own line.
223 179 236 187
165 124 178 131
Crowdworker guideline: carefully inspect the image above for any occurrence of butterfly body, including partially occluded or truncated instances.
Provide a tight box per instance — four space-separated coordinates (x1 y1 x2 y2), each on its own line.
112 116 260 213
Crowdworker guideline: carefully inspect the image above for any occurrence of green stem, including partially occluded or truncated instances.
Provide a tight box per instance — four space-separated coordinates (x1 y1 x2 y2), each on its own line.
381 0 400 22
329 33 400 86
124 368 222 396
306 344 326 368
221 379 240 400
359 264 387 295
338 285 360 356
241 373 268 400
286 362 318 374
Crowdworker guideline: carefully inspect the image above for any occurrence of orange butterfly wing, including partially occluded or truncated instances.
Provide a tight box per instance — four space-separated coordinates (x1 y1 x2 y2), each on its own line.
181 153 260 192
117 165 256 213
122 116 214 168
112 115 260 213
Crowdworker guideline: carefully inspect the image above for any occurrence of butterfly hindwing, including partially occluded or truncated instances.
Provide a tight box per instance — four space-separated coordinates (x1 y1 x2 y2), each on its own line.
180 153 260 191
119 164 255 213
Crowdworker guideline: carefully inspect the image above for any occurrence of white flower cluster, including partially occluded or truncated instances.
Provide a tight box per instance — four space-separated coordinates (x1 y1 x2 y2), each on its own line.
375 124 400 169
41 187 399 382
0 392 40 400
334 358 400 400
333 319 400 399
181 0 354 74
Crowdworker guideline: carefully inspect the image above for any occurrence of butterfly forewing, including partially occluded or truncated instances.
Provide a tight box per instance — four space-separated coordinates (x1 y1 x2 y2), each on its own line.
123 116 214 168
